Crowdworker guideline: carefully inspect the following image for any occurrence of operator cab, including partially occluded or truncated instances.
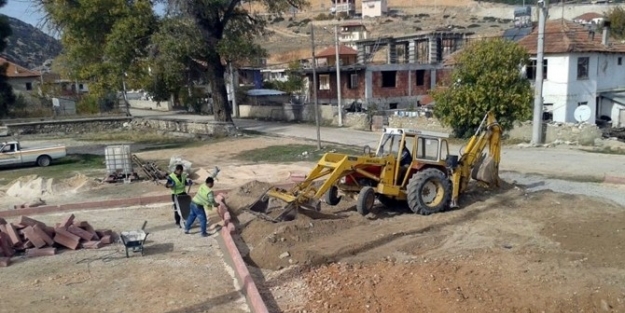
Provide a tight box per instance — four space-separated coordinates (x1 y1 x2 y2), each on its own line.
376 128 451 163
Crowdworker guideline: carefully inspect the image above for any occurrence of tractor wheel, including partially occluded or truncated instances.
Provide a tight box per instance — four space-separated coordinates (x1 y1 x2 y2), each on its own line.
356 186 375 216
406 168 452 215
324 185 341 206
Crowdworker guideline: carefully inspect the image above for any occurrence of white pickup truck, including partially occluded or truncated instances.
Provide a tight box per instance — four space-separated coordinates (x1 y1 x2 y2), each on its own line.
0 141 67 167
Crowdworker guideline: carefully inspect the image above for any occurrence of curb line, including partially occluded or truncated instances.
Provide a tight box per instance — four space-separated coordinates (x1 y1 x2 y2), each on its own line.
604 175 625 185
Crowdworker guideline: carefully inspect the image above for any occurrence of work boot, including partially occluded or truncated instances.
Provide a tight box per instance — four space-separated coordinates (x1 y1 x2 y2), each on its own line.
201 233 210 237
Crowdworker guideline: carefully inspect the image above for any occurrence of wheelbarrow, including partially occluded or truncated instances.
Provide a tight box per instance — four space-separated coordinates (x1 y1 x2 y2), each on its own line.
120 221 150 258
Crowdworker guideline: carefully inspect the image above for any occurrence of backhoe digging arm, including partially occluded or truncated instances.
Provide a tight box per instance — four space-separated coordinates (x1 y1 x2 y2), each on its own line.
450 111 502 208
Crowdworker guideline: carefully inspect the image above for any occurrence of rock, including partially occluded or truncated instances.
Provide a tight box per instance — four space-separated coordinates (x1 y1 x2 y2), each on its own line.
279 252 290 259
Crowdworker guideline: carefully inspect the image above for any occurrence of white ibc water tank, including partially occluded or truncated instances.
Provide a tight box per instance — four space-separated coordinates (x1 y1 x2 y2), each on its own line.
105 145 133 175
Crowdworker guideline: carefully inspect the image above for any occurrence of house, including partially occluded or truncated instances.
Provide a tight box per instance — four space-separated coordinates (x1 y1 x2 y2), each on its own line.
41 72 89 96
261 69 289 83
339 23 369 49
0 58 41 93
573 12 605 26
302 31 464 110
517 19 625 126
362 0 388 18
330 0 355 16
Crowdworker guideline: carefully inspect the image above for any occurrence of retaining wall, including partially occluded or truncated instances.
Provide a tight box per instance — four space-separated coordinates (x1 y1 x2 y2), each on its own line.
128 99 172 112
130 118 237 137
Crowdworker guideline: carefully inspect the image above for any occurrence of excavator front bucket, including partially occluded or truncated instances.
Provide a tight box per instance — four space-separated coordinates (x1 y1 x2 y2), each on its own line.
247 190 271 213
471 153 500 187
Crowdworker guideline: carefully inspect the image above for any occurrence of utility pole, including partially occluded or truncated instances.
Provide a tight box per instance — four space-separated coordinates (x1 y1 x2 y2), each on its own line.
334 24 343 127
229 61 239 118
122 72 130 116
310 24 322 150
531 0 548 146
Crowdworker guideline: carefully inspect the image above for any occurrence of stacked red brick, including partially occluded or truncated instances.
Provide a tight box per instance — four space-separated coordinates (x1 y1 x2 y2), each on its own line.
0 214 116 267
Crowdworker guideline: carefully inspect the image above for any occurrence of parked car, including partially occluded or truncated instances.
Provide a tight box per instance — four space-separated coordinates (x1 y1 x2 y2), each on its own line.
0 141 67 167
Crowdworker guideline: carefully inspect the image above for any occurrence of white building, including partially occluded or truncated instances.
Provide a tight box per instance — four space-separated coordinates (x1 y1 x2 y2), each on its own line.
338 23 368 49
518 19 625 127
572 12 605 26
362 0 388 18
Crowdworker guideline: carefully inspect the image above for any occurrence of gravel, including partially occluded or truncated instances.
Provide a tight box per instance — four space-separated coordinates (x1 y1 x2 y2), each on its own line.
501 171 625 207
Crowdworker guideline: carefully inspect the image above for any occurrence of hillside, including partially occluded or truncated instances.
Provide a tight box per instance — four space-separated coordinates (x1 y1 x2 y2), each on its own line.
0 15 62 70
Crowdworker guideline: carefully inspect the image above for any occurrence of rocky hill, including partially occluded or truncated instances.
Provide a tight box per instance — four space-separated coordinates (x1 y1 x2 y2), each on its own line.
0 15 62 70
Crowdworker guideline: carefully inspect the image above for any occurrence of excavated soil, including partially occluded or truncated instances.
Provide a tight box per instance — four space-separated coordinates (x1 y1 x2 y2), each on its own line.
226 181 625 312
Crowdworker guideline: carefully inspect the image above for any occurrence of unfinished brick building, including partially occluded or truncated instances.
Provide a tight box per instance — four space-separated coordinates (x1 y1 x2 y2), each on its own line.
302 31 465 110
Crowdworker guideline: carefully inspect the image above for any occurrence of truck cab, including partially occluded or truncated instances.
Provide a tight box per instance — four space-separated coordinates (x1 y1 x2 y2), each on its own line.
0 140 67 167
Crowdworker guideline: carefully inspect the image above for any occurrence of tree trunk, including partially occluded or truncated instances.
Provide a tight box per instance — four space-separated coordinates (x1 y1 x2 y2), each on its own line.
205 52 232 123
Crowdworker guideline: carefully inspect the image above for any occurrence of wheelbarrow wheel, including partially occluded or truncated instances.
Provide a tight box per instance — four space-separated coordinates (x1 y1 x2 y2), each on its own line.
125 248 130 258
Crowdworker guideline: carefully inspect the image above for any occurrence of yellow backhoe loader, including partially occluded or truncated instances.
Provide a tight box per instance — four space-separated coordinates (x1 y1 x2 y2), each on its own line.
246 111 502 222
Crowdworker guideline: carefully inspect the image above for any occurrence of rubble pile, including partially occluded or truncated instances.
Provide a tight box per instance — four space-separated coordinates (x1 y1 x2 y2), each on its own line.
0 214 116 267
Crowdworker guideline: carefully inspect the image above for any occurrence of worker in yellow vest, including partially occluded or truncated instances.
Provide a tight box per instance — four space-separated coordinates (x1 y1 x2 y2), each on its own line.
184 177 218 237
165 164 192 228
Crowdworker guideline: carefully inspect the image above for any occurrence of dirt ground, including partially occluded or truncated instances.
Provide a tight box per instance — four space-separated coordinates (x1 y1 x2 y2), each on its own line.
226 181 625 313
0 205 249 313
0 136 315 211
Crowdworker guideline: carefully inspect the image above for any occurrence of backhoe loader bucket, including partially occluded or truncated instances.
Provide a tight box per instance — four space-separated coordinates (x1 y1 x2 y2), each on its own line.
245 187 322 222
247 190 271 214
471 153 500 187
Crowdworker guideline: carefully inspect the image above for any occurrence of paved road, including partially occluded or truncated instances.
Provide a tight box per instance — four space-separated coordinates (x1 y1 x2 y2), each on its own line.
129 109 625 181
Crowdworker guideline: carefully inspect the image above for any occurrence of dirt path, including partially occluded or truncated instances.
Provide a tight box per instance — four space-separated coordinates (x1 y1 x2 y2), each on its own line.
224 180 625 312
1 205 249 313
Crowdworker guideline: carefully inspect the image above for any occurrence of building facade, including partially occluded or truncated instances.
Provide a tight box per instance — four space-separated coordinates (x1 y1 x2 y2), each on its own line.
362 0 388 18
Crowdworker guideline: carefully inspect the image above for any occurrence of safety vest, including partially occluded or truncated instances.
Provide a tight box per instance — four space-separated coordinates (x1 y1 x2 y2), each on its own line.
192 184 213 207
169 173 187 195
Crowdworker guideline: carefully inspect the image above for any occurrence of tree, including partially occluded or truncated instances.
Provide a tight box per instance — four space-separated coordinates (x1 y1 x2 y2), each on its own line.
264 61 304 94
431 38 533 138
0 0 15 117
36 0 157 100
164 0 308 122
607 6 625 40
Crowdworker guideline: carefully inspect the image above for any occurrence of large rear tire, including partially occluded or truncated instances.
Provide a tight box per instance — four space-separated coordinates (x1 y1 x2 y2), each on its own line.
37 155 52 167
406 168 452 215
356 186 375 216
324 185 341 206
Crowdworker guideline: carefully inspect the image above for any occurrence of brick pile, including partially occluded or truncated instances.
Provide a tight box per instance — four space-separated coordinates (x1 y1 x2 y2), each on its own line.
0 214 116 267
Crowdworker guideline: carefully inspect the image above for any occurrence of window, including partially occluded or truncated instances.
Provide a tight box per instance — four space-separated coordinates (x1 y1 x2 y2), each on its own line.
381 71 397 88
577 57 589 80
1 144 15 153
618 57 622 66
25 82 32 91
416 70 425 86
79 84 84 90
319 74 330 90
389 103 398 110
349 73 359 89
526 59 548 80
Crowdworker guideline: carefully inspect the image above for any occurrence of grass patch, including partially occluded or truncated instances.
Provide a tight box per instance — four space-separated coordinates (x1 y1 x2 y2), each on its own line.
234 144 361 163
0 154 105 183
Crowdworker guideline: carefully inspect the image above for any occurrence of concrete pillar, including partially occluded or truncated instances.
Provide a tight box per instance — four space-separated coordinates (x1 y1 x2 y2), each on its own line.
357 44 366 64
408 40 416 64
428 36 439 64
430 68 437 90
387 43 397 64
365 69 373 103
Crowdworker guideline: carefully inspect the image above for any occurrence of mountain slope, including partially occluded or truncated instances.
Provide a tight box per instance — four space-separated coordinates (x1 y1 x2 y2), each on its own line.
0 15 62 70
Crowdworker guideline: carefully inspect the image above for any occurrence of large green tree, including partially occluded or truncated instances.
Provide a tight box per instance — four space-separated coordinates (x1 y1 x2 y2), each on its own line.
36 0 157 100
0 0 15 117
431 38 533 138
163 0 307 122
607 6 625 40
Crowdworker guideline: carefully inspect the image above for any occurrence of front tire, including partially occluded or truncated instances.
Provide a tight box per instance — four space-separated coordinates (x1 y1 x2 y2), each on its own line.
406 168 452 215
37 155 52 167
356 186 375 216
324 185 341 206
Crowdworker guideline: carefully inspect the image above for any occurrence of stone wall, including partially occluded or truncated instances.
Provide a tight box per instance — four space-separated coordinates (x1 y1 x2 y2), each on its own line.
507 122 603 146
387 115 452 133
239 104 372 130
6 117 132 136
130 118 236 137
128 99 172 112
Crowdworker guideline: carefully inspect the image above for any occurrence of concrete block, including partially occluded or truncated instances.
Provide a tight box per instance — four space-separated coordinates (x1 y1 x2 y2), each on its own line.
77 222 98 240
59 214 75 230
81 241 104 249
0 218 6 225
12 223 26 229
68 225 95 241
15 240 34 250
26 247 56 257
100 235 112 244
95 229 113 238
0 257 10 267
43 226 56 238
0 224 22 246
33 225 54 246
23 226 47 248
54 228 80 250
18 216 47 229
0 233 14 257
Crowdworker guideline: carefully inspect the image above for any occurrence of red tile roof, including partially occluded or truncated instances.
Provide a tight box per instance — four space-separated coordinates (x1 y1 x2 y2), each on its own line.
517 19 625 54
573 12 604 22
315 45 358 58
0 58 41 78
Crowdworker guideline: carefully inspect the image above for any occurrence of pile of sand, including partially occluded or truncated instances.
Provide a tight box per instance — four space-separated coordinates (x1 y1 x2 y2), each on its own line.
4 174 97 200
192 164 311 187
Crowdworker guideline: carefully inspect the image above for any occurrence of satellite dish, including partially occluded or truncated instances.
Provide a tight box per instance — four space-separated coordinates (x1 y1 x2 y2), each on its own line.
574 105 592 123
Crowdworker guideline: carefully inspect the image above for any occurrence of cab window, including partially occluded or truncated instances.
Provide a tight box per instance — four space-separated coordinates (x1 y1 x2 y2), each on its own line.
416 137 439 161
